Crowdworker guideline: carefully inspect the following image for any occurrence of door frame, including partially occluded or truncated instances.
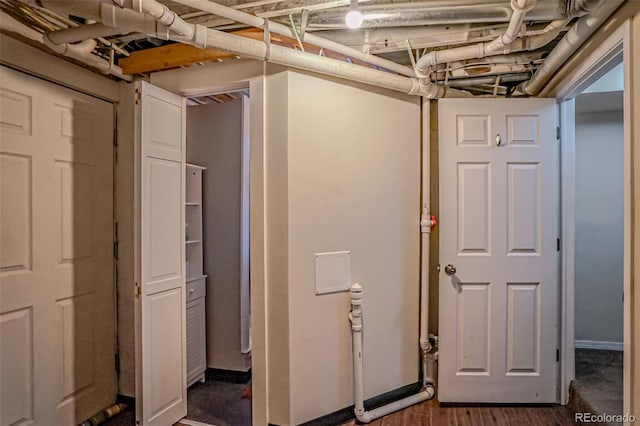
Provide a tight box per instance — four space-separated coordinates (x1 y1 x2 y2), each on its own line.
547 21 631 412
149 63 268 425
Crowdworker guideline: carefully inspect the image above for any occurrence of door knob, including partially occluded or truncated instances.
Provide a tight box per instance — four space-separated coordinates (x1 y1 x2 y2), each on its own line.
444 264 457 275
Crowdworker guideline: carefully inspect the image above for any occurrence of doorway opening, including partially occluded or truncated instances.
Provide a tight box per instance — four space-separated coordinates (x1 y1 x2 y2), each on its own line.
570 60 624 417
183 90 252 426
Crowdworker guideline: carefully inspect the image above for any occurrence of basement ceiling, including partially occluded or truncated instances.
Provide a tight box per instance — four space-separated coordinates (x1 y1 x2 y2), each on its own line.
0 0 611 96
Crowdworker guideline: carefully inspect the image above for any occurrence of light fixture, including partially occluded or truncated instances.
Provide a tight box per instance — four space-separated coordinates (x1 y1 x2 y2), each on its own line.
345 0 363 29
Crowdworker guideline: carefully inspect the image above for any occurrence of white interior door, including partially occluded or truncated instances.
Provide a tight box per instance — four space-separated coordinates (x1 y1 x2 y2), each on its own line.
0 66 116 424
135 81 187 426
438 98 559 403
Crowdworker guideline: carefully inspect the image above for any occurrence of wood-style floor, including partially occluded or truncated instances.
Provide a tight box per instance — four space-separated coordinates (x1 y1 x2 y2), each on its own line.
341 397 579 426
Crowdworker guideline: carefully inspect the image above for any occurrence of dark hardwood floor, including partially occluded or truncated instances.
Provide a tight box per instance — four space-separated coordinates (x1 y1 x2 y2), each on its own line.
341 397 579 426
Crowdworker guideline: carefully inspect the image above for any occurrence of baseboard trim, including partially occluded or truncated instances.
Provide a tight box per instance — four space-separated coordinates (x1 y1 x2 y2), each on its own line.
575 340 623 351
206 367 252 384
296 382 423 426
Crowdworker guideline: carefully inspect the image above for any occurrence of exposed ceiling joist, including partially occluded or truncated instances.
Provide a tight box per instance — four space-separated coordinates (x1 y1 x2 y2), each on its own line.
119 27 380 75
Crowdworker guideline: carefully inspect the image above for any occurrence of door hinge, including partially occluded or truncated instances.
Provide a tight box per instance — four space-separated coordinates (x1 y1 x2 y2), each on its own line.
556 348 560 362
135 282 141 299
557 238 561 251
556 126 560 140
135 88 141 105
113 222 119 260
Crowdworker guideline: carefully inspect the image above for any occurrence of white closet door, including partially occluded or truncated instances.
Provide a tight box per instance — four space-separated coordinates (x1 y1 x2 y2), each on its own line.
135 81 187 426
0 66 115 425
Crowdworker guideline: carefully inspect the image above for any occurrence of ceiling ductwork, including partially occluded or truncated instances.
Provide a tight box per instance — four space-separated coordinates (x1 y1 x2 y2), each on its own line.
297 0 567 30
0 0 626 96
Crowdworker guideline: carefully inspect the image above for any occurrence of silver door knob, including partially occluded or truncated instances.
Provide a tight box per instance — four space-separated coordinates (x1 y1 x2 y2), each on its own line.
444 264 456 275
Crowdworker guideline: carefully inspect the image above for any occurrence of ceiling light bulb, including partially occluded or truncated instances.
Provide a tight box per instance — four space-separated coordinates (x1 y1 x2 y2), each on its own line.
345 10 363 29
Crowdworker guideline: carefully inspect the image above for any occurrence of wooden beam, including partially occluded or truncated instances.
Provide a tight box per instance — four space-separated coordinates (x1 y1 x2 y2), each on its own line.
118 28 380 75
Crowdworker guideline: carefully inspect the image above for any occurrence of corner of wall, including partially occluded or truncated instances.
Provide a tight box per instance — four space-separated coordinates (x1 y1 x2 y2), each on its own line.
264 69 292 426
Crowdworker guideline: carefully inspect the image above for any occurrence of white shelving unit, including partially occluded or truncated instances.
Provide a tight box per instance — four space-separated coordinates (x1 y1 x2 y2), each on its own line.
185 163 207 387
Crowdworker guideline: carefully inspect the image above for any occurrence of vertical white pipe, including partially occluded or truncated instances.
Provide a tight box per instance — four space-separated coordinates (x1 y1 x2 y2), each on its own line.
349 284 365 416
419 99 434 386
349 283 435 424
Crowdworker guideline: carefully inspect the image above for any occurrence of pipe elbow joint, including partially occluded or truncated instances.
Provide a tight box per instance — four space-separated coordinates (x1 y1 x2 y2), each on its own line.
415 54 435 75
355 410 372 424
511 0 537 13
43 32 67 54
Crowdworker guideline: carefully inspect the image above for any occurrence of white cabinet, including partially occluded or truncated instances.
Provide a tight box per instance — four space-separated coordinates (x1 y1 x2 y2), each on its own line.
185 164 207 387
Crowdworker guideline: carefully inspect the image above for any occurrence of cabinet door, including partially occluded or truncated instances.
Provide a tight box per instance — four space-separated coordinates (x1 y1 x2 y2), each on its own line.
186 296 206 386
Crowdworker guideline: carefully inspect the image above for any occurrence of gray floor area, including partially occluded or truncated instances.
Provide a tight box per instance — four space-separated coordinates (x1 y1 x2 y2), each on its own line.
103 380 251 426
184 380 252 426
571 348 623 423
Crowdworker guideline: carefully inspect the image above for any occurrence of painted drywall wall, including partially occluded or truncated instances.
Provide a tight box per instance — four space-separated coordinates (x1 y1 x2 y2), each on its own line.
283 70 421 424
262 67 292 425
630 9 639 416
186 99 250 372
574 98 624 345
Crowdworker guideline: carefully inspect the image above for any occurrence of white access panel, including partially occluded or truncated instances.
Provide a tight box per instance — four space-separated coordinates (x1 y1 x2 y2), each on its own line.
438 98 559 403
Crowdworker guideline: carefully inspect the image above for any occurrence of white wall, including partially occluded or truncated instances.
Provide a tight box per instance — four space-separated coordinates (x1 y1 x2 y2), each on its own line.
574 93 624 345
283 70 421 424
187 100 251 371
152 63 421 425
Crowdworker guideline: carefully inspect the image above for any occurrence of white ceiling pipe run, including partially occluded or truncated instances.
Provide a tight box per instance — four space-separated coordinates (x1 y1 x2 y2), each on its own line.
42 0 467 97
0 10 131 80
305 0 564 30
44 2 167 45
517 0 624 95
184 26 457 97
415 0 537 72
121 0 195 38
46 22 128 44
315 24 508 55
349 284 435 424
166 0 416 77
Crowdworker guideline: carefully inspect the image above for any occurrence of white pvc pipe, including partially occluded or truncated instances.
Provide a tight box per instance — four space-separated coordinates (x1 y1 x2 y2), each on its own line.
167 0 417 77
419 100 433 386
349 284 435 424
415 0 537 71
42 36 131 80
40 0 470 97
517 0 624 95
0 11 131 81
46 23 124 44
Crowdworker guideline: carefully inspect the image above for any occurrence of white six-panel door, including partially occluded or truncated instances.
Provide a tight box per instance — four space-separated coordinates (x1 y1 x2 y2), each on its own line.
438 98 559 403
135 81 187 426
0 66 116 424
